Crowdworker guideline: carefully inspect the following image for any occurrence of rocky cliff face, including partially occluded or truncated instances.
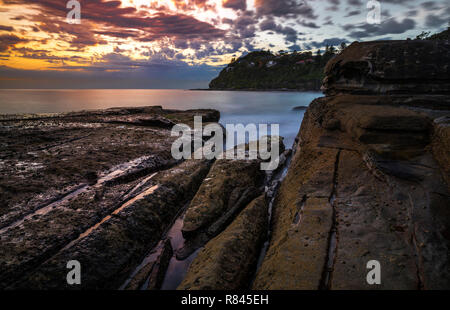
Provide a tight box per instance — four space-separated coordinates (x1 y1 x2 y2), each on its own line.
254 39 450 289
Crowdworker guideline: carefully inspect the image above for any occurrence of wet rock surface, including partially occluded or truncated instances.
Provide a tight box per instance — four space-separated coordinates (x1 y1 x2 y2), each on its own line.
182 156 266 236
0 104 287 290
254 39 450 289
178 194 268 290
123 239 173 290
12 158 212 289
0 106 218 289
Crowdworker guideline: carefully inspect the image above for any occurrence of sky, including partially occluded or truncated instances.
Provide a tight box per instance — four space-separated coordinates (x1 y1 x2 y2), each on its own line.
0 0 449 88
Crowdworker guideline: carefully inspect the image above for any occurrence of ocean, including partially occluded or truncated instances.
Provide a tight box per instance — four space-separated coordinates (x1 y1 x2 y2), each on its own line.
0 89 322 148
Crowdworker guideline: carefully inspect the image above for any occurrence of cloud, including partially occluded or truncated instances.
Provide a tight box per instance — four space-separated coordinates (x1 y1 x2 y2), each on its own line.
228 10 259 40
222 0 247 11
380 0 409 3
0 34 28 52
421 1 440 10
3 0 227 47
0 25 14 31
345 10 360 17
425 13 448 28
136 13 227 42
346 18 417 39
310 37 348 48
328 0 340 5
288 43 302 51
325 0 340 11
299 20 320 28
347 0 362 5
259 17 301 43
254 0 316 19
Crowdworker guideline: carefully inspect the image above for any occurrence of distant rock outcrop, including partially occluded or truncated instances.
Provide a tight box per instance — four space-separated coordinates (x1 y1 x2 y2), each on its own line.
208 50 337 90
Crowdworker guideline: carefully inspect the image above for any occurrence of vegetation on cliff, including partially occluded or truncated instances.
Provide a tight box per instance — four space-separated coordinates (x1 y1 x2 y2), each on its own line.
209 46 341 90
416 26 450 41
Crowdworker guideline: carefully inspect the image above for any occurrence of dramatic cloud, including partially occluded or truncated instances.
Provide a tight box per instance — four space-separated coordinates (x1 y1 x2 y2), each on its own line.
255 0 316 19
425 14 448 28
259 17 302 44
0 25 14 31
345 10 360 17
421 1 440 9
0 34 28 52
310 37 348 49
0 0 448 88
222 0 247 11
346 18 417 39
3 0 227 45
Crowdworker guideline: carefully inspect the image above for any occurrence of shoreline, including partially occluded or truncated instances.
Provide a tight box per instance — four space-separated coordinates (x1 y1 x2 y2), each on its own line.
189 88 322 92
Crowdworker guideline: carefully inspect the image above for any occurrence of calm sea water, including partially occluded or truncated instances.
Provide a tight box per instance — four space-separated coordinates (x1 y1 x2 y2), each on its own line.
0 89 322 148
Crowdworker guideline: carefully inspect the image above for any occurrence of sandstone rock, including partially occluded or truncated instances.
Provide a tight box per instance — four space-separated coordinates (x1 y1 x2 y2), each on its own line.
181 158 265 236
0 107 218 289
9 159 211 289
147 239 173 290
432 116 450 188
122 116 176 128
323 118 340 130
124 260 154 290
178 195 268 290
252 116 339 288
0 106 218 229
124 239 173 290
253 196 333 290
180 135 284 240
331 149 450 289
254 39 450 290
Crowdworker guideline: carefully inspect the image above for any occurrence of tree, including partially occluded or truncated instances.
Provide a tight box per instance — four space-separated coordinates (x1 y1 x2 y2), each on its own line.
415 31 431 40
340 42 347 52
328 45 336 55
